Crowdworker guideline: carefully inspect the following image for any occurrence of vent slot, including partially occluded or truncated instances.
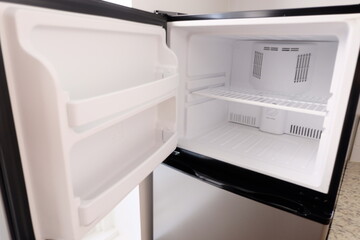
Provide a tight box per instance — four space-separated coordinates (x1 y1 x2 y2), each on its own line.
282 48 290 51
291 48 299 52
252 51 263 79
294 53 311 83
263 46 278 51
289 125 322 139
229 112 257 126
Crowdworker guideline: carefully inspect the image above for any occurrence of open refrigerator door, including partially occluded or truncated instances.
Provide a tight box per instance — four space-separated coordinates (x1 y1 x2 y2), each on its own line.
0 2 178 239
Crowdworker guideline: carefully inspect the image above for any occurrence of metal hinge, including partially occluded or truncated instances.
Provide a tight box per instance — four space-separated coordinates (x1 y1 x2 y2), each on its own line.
154 10 186 17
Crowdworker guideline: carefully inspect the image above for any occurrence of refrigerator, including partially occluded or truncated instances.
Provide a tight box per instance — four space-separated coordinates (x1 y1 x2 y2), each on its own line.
0 0 359 239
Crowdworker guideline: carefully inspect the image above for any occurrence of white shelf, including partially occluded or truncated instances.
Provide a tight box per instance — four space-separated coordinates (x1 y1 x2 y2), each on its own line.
193 87 329 116
67 75 178 128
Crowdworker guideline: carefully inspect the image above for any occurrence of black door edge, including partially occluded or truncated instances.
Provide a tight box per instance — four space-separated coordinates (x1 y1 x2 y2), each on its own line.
166 4 360 21
0 0 167 27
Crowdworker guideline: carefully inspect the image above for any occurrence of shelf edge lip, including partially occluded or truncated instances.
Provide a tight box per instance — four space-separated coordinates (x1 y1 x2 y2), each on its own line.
67 75 178 129
193 88 328 116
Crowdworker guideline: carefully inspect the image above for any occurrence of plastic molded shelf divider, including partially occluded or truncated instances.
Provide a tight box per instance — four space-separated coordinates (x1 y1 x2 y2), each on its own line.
67 75 178 127
193 87 328 116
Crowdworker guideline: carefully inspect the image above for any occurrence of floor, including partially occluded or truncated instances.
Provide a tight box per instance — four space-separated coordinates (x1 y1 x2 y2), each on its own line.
327 161 360 240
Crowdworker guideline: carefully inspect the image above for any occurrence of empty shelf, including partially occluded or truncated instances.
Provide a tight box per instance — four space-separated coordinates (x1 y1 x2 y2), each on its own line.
67 75 178 128
193 87 328 116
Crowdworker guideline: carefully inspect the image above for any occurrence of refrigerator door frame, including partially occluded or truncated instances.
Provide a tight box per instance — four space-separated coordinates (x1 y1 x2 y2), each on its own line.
0 44 35 240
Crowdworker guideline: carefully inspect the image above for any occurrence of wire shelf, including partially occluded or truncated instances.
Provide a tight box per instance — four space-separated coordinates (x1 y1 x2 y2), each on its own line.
193 87 328 116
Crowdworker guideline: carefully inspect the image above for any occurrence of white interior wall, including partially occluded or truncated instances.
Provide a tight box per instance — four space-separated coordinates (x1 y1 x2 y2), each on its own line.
132 0 229 14
228 0 360 11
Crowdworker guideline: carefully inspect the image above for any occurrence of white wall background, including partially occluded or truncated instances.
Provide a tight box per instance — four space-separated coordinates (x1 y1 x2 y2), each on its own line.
132 0 360 13
132 0 229 14
228 0 360 11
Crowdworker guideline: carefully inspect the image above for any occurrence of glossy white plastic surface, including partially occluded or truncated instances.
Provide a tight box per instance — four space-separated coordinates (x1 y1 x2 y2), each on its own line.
0 3 177 240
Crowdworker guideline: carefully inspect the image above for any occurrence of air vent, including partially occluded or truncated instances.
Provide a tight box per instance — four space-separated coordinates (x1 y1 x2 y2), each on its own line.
253 51 263 79
291 48 299 52
289 125 322 139
294 53 311 83
282 48 290 51
229 113 257 126
263 46 278 51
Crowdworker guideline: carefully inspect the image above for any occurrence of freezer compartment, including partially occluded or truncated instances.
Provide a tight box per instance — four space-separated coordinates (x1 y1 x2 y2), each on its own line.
170 16 359 193
179 37 335 190
0 4 178 239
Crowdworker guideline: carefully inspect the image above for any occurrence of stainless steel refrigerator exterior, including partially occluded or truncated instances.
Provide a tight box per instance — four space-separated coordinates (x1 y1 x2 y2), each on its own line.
153 163 329 240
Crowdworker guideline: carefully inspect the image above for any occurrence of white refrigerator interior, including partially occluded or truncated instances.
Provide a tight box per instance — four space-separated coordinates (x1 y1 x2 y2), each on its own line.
0 3 177 240
169 14 360 193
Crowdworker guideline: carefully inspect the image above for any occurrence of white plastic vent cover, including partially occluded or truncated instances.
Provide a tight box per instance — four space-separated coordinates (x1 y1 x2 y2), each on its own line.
289 124 323 139
229 112 257 126
250 42 316 95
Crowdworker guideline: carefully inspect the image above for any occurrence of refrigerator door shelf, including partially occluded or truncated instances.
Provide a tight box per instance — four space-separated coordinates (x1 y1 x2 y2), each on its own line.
67 74 178 129
0 3 178 240
77 132 177 226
